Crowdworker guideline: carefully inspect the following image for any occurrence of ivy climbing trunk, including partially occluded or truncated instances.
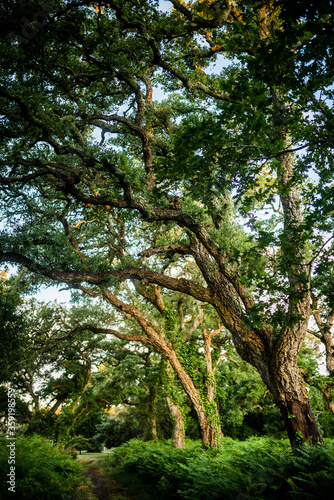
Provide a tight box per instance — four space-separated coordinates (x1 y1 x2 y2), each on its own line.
166 396 185 448
271 90 322 446
72 357 92 413
143 387 158 441
168 350 218 448
200 419 219 448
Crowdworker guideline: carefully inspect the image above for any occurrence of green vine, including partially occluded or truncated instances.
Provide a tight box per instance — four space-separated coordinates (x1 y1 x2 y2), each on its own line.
163 305 221 445
162 360 189 420
164 305 178 344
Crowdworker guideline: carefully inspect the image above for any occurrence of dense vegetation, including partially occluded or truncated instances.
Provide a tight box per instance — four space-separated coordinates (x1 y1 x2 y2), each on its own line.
0 435 87 499
106 438 334 500
1 278 333 451
1 0 334 447
0 0 334 497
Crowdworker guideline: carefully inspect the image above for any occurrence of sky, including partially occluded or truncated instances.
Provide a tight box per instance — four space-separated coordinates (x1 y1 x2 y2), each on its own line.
33 284 72 303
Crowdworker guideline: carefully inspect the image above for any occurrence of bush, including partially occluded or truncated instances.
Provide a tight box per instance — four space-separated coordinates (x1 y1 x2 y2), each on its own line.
67 447 78 459
283 442 334 499
105 437 334 500
0 435 88 499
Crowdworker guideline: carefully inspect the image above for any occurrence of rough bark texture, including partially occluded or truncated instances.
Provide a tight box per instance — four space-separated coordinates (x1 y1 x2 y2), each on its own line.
266 360 323 445
248 89 323 446
320 385 334 415
167 351 218 448
313 304 334 374
280 401 322 447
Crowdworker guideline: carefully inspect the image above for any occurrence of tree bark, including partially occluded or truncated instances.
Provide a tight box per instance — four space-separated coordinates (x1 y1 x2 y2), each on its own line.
143 387 158 441
247 89 324 447
301 367 334 418
167 350 219 447
72 358 92 413
279 401 322 447
268 361 323 446
166 396 186 448
320 385 334 415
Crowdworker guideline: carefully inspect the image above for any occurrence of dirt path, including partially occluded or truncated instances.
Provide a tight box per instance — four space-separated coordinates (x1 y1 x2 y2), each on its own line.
83 458 136 500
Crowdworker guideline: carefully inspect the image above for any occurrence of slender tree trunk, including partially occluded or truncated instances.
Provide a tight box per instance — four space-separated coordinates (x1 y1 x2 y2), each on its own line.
320 385 334 415
168 350 219 447
144 387 158 441
72 362 92 413
151 415 158 441
47 398 65 418
166 396 185 448
309 304 334 415
203 320 224 442
301 366 334 417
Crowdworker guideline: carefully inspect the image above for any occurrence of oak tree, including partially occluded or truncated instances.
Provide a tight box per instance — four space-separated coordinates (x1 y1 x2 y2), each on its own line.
1 0 334 447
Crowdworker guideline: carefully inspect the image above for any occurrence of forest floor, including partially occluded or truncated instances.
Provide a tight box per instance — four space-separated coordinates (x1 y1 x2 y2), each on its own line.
77 452 137 500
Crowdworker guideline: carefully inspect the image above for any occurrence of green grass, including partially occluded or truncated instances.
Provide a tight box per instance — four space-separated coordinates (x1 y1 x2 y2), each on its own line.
78 450 140 500
77 450 113 466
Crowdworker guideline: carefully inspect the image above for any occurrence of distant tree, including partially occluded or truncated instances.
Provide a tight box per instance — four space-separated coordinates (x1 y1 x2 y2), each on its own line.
66 435 91 454
0 298 110 441
0 275 28 383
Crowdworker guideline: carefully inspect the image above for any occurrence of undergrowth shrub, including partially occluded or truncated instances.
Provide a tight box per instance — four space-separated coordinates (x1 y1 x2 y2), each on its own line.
105 437 334 499
283 443 334 499
0 435 88 499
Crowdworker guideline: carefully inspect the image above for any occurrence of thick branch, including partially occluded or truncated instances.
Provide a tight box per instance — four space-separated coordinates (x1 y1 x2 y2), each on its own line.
139 244 191 259
0 250 215 304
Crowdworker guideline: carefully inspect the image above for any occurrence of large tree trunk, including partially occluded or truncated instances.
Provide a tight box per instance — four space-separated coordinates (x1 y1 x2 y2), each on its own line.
259 89 322 447
280 401 322 446
166 396 185 448
229 317 323 447
268 362 323 446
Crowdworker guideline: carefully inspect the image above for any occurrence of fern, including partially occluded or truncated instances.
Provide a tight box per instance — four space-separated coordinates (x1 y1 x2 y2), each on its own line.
289 470 334 499
104 438 334 500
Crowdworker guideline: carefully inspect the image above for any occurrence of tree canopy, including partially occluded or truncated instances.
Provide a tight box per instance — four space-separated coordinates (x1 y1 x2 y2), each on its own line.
1 0 334 447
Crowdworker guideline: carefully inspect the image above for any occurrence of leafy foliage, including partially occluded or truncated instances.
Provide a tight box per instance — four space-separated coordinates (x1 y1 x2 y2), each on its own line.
105 437 334 500
1 0 333 448
0 277 29 382
0 435 88 499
